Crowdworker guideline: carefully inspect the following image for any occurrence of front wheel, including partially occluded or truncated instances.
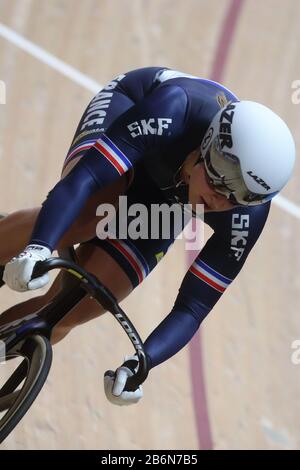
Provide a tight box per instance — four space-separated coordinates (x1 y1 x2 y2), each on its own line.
0 335 52 443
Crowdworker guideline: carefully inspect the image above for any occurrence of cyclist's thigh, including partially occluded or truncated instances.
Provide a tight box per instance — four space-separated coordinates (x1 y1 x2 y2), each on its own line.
55 166 180 330
58 175 128 248
88 165 182 289
53 242 133 331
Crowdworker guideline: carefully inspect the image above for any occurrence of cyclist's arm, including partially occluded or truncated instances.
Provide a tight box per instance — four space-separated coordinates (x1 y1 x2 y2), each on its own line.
29 85 189 251
144 203 271 368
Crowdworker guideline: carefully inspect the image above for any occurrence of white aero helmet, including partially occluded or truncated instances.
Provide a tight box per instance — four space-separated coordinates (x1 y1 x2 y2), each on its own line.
200 100 296 206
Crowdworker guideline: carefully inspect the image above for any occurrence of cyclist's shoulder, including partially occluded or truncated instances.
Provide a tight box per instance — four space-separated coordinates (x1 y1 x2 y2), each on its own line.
152 70 239 130
115 67 169 100
155 69 238 103
118 67 239 127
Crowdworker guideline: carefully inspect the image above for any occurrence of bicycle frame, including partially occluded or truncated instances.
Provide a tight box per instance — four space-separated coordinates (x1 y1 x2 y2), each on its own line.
1 257 149 392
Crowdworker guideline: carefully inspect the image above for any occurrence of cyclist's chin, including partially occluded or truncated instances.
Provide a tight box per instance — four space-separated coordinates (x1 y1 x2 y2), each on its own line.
206 205 235 213
192 199 234 213
189 194 236 213
189 201 210 215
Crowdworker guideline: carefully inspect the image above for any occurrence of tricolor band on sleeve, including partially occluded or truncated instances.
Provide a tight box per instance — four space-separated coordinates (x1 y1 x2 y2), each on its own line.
64 138 98 168
95 134 132 175
189 259 232 293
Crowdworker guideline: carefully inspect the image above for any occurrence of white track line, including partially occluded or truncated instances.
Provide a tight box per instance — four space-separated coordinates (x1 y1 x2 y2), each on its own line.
273 194 300 219
0 22 299 220
0 22 101 93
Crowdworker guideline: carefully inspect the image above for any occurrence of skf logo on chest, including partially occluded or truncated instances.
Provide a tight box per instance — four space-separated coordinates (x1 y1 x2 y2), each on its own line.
128 118 172 138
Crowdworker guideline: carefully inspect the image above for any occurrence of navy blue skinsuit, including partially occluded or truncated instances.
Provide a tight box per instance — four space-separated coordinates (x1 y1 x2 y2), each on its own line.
30 68 270 369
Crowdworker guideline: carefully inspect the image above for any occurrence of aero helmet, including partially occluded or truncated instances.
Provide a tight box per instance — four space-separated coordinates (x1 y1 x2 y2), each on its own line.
200 101 296 206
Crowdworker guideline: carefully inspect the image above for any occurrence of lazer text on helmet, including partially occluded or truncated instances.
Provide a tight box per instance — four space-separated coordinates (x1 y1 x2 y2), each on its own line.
219 103 236 149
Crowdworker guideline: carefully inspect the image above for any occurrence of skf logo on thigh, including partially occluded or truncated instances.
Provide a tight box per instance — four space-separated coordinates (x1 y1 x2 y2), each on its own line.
128 118 172 138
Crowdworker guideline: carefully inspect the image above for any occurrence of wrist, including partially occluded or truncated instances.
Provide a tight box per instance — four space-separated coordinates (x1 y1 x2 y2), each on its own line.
25 244 52 259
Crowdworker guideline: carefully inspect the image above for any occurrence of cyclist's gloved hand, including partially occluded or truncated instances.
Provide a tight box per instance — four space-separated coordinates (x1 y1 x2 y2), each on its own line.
104 355 143 406
3 244 52 292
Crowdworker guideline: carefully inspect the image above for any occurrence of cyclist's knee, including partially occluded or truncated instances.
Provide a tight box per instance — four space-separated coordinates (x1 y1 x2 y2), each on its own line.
51 299 106 344
51 325 72 344
7 208 38 226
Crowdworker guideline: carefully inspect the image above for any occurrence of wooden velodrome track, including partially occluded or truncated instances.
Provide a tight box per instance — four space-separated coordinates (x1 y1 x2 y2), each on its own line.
0 0 300 450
